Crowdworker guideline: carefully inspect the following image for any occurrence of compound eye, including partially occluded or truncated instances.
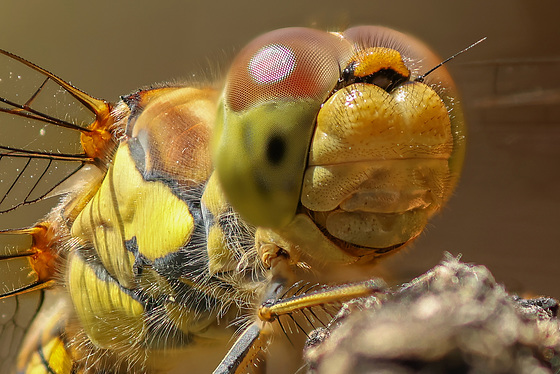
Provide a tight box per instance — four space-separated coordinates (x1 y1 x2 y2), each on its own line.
214 28 353 228
225 27 352 112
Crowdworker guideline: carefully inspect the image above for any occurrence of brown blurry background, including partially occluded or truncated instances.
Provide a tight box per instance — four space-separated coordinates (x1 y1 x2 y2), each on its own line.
0 0 558 301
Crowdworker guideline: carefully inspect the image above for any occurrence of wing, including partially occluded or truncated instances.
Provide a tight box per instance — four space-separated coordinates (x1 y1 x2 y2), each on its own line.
0 49 115 219
0 49 116 373
0 290 46 373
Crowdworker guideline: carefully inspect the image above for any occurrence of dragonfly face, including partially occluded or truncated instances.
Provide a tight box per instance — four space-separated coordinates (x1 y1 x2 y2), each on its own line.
0 26 464 373
215 26 465 265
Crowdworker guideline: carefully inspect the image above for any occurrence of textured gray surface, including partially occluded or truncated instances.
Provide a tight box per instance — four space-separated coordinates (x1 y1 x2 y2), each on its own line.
305 256 560 373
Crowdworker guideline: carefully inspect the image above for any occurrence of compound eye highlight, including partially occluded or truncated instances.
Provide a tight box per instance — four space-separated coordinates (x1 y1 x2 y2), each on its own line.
213 28 353 228
224 27 352 112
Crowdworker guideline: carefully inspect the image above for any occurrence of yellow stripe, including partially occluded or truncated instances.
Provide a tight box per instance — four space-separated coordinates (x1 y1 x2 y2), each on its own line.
67 252 146 352
72 144 195 287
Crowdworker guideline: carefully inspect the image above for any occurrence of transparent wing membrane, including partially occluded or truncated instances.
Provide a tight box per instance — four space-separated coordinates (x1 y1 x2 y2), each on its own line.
0 50 115 373
0 217 59 373
0 231 40 296
0 290 45 374
0 155 85 220
0 49 114 217
0 226 57 298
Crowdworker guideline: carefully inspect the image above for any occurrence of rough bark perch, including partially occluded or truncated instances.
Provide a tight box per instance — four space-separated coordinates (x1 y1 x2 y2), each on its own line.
304 255 560 373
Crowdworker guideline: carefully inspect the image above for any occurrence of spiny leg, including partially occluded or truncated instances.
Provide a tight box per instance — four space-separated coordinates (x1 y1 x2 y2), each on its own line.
213 278 386 374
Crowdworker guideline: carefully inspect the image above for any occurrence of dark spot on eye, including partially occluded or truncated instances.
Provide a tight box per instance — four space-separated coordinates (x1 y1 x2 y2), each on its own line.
266 134 286 165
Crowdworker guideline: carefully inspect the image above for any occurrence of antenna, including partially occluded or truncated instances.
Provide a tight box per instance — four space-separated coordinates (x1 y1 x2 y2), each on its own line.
415 37 487 82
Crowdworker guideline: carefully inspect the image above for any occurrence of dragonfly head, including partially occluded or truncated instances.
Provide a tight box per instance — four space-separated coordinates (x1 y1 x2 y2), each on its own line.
214 26 465 261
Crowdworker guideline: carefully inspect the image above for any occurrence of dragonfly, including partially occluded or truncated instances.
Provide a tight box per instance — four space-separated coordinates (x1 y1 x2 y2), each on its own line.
0 26 466 373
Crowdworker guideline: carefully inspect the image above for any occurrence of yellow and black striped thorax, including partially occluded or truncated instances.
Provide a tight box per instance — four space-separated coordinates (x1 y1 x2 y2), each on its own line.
66 86 265 370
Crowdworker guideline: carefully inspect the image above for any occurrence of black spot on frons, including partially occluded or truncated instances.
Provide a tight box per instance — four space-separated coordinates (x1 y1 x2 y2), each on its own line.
266 134 286 165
